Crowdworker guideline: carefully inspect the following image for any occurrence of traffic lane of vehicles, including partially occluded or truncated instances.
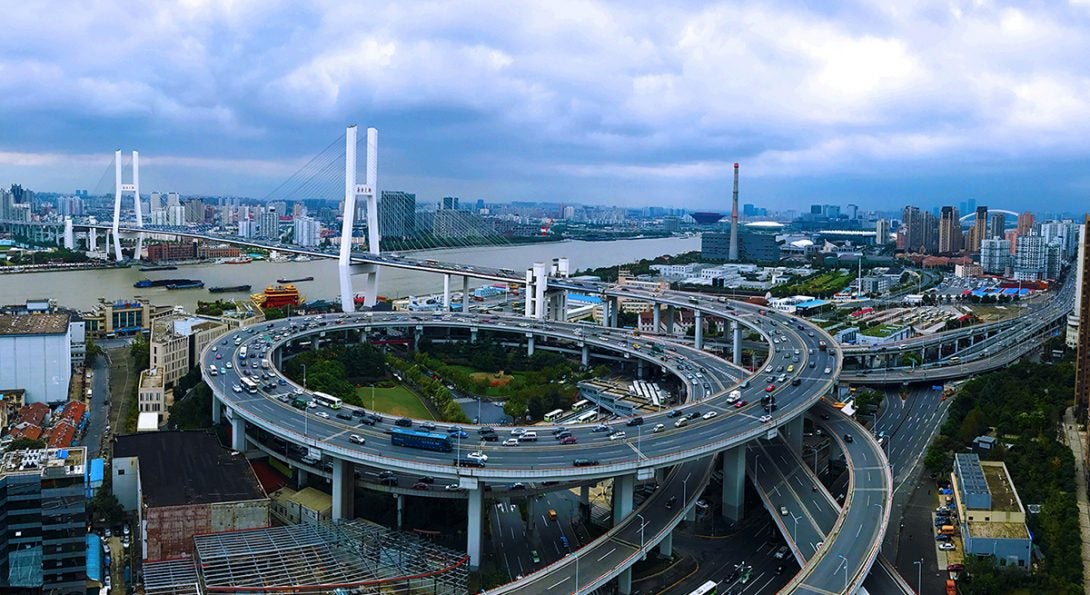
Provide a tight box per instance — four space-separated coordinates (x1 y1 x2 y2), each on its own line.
748 443 827 564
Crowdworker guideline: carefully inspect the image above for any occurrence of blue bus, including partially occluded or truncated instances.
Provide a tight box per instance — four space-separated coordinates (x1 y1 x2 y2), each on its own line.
390 427 454 453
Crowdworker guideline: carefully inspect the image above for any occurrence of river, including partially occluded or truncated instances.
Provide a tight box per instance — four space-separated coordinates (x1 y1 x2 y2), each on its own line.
1 235 701 312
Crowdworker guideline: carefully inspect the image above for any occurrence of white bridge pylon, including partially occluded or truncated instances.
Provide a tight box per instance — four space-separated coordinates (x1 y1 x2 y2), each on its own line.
111 150 143 261
338 126 379 313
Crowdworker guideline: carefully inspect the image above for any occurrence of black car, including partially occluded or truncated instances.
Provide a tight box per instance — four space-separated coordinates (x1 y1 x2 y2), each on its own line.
791 378 801 386
336 412 353 421
455 457 485 468
668 410 685 418
395 418 413 428
479 426 496 435
351 409 367 417
844 433 854 443
481 434 499 442
626 417 645 427
417 476 435 484
573 458 600 467
555 430 572 440
687 412 702 420
358 417 377 426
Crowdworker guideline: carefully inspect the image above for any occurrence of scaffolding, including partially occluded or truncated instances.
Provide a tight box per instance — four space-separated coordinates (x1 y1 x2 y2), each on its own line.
144 519 469 595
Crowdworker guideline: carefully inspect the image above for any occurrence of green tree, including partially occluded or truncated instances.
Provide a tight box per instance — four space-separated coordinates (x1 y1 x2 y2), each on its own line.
167 383 213 429
7 437 46 451
88 488 126 526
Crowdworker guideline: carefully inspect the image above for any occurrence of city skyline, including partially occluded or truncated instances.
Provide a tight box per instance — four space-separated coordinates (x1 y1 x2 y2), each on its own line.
2 2 1090 211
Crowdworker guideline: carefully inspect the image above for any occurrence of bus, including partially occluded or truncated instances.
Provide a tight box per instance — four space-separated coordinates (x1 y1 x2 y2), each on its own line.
688 580 718 595
576 410 598 424
949 356 961 364
390 427 453 452
311 392 343 409
207 365 218 377
239 346 248 358
572 400 591 412
544 409 565 422
240 377 259 394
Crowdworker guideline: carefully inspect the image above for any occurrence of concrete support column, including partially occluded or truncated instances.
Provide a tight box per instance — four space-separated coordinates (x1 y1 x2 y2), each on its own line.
579 485 590 506
414 326 423 349
658 531 673 557
312 339 320 351
275 350 283 369
443 274 451 312
609 297 619 328
296 468 309 489
527 334 535 356
612 474 635 525
470 328 478 344
396 493 405 530
721 445 745 522
230 415 246 452
666 305 676 335
684 505 696 522
618 569 633 595
462 276 469 311
653 303 661 332
331 459 355 520
467 486 484 569
732 322 742 365
581 344 589 367
694 310 704 350
211 394 221 425
782 416 804 453
637 359 645 379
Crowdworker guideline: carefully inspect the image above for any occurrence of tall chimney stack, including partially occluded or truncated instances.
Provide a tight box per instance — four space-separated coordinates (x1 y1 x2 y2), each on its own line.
729 162 740 261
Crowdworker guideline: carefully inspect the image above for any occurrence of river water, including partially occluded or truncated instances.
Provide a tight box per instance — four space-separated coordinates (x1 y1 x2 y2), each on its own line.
1 236 700 312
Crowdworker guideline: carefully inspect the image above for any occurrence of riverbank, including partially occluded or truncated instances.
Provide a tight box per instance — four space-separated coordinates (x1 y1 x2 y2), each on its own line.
0 261 131 274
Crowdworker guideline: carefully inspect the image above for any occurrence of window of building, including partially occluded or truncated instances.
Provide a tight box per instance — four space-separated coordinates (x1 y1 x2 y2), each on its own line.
117 470 124 475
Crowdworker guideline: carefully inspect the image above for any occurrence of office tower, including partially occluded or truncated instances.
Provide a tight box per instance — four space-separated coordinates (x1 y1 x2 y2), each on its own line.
167 205 185 226
1068 220 1087 349
293 215 321 247
845 204 858 219
810 204 822 215
938 206 963 254
1017 212 1034 235
185 198 205 224
823 205 840 219
166 192 180 207
562 205 576 220
476 198 485 212
1046 241 1063 279
238 218 255 239
261 207 280 240
1074 218 1090 479
150 191 163 213
1012 235 1046 280
0 448 88 592
968 206 988 252
900 206 923 252
379 190 417 238
988 212 1005 240
441 196 459 211
979 239 1010 274
875 219 891 245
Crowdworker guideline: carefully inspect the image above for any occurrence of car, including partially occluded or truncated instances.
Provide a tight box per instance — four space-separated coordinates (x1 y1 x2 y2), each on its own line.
947 563 965 572
592 424 611 433
665 495 678 509
935 534 951 541
448 429 469 439
652 423 665 433
511 482 526 490
420 422 437 431
766 384 776 392
626 416 645 426
315 411 330 419
760 414 772 423
232 385 242 393
667 409 685 418
510 427 527 436
215 353 222 359
687 411 702 420
467 451 488 463
336 412 353 420
674 418 689 428
824 367 832 374
481 433 499 442
843 433 854 443
733 400 748 408
560 435 578 445
609 431 627 440
573 458 600 467
225 362 233 369
702 411 718 420
417 476 435 484
503 438 519 446
939 542 956 551
530 549 541 564
444 483 464 492
478 426 495 435
348 434 366 444
780 505 789 516
395 418 413 427
554 430 573 440
411 481 429 490
773 545 790 560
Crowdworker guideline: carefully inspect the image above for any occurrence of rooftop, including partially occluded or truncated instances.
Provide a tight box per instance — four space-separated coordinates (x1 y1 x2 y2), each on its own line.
113 430 266 508
982 461 1022 513
967 519 1031 540
0 447 86 479
0 313 69 336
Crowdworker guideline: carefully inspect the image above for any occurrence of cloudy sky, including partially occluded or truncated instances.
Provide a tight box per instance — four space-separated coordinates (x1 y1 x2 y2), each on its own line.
3 0 1090 212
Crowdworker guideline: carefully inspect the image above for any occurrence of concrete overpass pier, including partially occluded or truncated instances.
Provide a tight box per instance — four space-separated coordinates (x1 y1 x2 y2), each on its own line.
443 274 451 311
721 445 745 522
694 310 704 350
331 459 355 520
230 415 246 452
782 416 804 453
612 474 636 594
211 394 222 424
653 303 661 332
732 322 742 365
581 344 589 367
467 486 484 569
666 305 676 335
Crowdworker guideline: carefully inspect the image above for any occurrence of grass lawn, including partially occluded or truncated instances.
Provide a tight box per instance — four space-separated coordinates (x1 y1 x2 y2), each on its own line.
357 385 434 420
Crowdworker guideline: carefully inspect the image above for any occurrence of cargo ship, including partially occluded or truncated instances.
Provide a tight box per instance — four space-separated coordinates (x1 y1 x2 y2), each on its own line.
139 265 177 272
252 284 305 309
134 278 201 288
276 276 314 283
208 285 252 293
166 280 204 290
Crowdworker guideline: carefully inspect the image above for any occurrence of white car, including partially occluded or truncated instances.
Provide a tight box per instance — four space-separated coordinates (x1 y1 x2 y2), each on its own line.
652 423 665 433
759 415 772 423
467 451 489 462
702 411 718 420
307 400 318 408
225 362 233 369
823 367 832 374
349 434 366 444
232 385 242 393
608 431 627 441
510 427 526 436
939 542 956 551
503 438 519 447
315 411 330 419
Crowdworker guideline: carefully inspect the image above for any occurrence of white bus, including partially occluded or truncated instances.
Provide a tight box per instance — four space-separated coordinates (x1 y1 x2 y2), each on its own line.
311 391 343 410
576 410 598 424
240 377 259 394
688 581 718 595
239 346 248 358
572 399 591 412
543 409 565 422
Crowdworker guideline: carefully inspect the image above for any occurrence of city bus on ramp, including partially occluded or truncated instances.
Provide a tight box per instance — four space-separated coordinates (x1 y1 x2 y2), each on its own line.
575 410 598 424
572 399 591 412
390 427 453 453
311 391 343 409
240 377 258 394
688 580 718 595
543 409 565 422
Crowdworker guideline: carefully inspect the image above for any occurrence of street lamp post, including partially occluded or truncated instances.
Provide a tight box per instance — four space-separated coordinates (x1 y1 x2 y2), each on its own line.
370 384 375 411
913 559 923 594
838 554 849 591
636 513 646 559
790 512 802 545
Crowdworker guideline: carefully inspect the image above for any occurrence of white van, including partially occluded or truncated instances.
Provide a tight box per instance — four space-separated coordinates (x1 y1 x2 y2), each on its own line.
519 431 538 442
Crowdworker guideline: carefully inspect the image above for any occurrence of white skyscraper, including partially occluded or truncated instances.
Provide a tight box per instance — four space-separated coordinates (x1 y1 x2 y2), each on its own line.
980 239 1010 275
1013 235 1046 280
293 216 321 247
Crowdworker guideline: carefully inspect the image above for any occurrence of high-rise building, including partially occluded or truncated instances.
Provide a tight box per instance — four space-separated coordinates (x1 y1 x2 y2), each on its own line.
968 206 989 253
988 212 1006 240
167 205 185 226
1045 241 1063 280
184 198 205 224
293 215 321 247
1017 211 1034 235
261 207 280 240
938 206 963 254
441 196 459 211
1073 217 1090 483
1068 218 1088 349
238 218 255 239
980 239 1010 275
0 447 88 592
1012 235 1046 280
875 219 891 245
150 191 163 213
379 191 416 238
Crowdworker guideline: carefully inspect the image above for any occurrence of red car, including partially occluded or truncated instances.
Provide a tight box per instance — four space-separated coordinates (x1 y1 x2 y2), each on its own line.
560 436 578 445
766 384 776 392
733 400 747 409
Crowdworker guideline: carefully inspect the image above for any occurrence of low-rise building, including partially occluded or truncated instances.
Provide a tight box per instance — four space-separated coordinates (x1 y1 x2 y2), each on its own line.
950 453 1032 569
149 315 229 388
269 486 333 525
138 367 170 425
0 313 72 404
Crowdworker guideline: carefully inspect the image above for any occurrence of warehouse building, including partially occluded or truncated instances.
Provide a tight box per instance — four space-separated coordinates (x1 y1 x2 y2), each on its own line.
951 453 1032 569
0 314 72 404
